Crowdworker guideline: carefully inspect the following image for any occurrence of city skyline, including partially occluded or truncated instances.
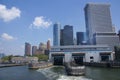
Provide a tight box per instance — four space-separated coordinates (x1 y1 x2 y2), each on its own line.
0 0 120 55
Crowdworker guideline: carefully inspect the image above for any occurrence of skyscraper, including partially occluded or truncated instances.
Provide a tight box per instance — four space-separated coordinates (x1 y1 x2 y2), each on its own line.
85 3 112 44
25 42 31 56
47 40 51 50
32 46 37 56
53 23 61 46
45 40 51 55
84 3 119 47
118 30 120 41
39 42 47 54
62 25 73 45
76 32 85 45
60 29 64 46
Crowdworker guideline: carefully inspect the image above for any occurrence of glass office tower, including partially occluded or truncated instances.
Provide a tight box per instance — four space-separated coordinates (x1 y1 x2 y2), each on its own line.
84 3 119 47
53 23 61 46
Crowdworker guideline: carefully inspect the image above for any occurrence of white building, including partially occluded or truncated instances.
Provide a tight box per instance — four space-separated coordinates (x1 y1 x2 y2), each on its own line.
49 45 114 65
11 56 38 64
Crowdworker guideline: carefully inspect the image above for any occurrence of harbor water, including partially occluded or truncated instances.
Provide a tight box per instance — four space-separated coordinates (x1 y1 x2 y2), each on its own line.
0 66 120 80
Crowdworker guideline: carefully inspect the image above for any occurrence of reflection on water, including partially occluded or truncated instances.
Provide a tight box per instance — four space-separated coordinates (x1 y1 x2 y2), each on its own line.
37 66 92 80
85 67 120 80
0 66 47 80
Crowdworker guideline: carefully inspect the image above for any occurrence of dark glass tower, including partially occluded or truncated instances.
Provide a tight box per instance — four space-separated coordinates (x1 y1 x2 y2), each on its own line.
76 32 84 45
25 42 31 56
62 25 73 45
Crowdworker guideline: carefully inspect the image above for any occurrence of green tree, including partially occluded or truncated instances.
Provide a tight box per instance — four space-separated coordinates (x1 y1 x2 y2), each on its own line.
34 54 48 61
1 55 13 63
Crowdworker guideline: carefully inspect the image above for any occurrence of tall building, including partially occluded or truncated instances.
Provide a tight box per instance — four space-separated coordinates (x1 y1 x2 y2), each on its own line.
118 30 120 41
76 32 85 45
47 40 51 50
60 29 64 46
39 42 47 54
53 23 61 46
32 46 37 56
62 25 73 45
25 42 31 56
84 3 112 44
45 40 51 55
84 3 119 47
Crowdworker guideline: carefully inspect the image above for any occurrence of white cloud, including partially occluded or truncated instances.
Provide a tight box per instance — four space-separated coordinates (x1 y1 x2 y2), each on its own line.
0 4 21 22
30 16 52 29
1 33 15 41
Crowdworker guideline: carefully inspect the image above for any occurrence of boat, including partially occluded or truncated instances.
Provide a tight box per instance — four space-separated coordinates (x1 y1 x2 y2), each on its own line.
65 62 85 76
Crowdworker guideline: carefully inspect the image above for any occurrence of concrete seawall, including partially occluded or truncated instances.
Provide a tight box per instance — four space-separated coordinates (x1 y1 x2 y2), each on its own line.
28 62 53 69
0 64 24 68
84 62 120 68
65 62 85 76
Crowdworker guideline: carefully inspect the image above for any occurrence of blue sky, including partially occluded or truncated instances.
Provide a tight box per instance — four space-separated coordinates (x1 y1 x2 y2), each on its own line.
0 0 120 56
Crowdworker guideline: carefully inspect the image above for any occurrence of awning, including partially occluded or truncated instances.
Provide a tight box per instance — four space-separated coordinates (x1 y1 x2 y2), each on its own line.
100 52 111 55
52 53 65 56
72 53 85 56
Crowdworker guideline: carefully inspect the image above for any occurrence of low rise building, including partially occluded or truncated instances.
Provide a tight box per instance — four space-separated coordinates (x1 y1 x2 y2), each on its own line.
11 56 38 64
49 45 114 65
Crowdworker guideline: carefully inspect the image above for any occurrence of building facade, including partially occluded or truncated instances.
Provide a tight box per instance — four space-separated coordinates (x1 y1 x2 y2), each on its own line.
53 23 61 46
60 29 64 46
84 3 120 47
84 3 113 44
39 42 47 54
32 46 37 56
118 30 120 41
49 45 114 64
76 32 85 45
11 56 38 63
62 25 73 45
25 42 31 56
93 32 120 47
47 40 51 50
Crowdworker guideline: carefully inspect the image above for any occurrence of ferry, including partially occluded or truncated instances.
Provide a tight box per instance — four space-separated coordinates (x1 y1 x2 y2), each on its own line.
65 62 85 76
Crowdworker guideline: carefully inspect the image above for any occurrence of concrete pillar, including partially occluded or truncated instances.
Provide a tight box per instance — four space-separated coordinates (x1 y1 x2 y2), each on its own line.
111 52 115 61
64 52 72 63
49 52 52 61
